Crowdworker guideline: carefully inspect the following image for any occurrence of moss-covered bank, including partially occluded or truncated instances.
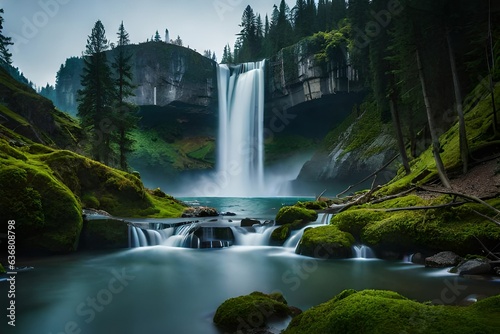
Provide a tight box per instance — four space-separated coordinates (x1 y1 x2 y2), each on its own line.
330 194 500 257
0 139 185 254
284 289 500 334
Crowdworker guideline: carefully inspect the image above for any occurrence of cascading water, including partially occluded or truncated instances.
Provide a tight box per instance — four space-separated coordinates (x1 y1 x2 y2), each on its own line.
217 61 266 196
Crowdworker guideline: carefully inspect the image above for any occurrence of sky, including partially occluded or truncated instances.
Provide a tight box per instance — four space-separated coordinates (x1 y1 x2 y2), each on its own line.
1 0 295 87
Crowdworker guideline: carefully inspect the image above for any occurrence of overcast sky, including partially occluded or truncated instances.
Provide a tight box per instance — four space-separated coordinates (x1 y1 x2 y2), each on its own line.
1 0 295 87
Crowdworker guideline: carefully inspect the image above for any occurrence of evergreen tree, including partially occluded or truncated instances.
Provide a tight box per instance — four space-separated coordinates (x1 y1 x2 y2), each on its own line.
154 30 161 42
77 20 116 165
113 21 137 170
0 8 13 65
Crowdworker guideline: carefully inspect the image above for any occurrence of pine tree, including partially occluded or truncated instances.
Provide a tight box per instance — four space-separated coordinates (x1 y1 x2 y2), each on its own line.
154 30 161 42
77 20 116 165
0 8 13 66
113 21 138 170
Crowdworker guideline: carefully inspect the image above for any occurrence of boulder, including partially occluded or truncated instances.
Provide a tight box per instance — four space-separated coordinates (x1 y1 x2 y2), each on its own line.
411 253 426 265
241 218 261 227
452 259 492 276
213 291 300 334
275 206 318 225
182 206 219 217
425 251 462 268
296 226 355 259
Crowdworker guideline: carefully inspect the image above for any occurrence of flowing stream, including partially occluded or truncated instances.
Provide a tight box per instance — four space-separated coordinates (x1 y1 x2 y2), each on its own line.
2 198 499 334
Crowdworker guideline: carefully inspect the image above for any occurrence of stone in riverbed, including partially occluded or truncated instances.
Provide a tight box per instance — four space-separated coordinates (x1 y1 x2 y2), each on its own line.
452 259 492 276
241 218 261 227
181 206 219 217
425 251 462 268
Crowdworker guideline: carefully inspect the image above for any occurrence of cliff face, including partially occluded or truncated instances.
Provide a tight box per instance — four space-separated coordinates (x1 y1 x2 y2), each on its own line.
55 42 217 116
265 40 364 111
293 105 399 195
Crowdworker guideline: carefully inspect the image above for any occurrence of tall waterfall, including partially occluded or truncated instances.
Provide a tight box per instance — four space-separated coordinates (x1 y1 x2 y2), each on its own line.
217 61 266 196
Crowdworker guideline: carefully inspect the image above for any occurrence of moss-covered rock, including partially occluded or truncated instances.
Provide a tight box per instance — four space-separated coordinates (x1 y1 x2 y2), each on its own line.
271 225 291 245
79 219 128 250
296 225 355 259
213 291 296 333
284 289 500 334
331 195 500 256
275 206 318 226
0 147 82 253
295 201 328 210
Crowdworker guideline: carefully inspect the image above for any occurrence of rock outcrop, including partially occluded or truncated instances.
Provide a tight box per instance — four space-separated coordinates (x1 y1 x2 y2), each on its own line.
55 42 217 115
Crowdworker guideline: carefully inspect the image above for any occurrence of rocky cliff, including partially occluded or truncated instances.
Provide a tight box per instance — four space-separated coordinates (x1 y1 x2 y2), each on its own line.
55 42 217 116
294 101 399 195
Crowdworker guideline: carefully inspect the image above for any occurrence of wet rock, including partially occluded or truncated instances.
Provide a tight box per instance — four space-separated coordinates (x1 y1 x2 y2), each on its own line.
221 211 236 216
181 206 219 217
452 259 491 276
241 218 261 227
425 251 462 268
411 253 426 265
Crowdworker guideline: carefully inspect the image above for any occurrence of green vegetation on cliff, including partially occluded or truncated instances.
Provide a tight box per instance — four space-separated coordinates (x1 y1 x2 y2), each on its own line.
284 289 500 334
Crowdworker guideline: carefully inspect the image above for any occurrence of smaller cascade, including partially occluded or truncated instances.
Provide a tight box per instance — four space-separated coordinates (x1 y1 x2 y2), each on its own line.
230 224 278 246
129 222 234 249
352 245 376 259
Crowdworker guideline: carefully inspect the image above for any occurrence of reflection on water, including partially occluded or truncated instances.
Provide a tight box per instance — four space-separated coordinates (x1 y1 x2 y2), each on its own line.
1 246 499 334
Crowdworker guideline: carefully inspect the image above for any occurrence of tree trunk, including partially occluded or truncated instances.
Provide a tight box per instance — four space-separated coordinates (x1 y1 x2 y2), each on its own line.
416 49 452 188
389 97 411 174
446 30 469 174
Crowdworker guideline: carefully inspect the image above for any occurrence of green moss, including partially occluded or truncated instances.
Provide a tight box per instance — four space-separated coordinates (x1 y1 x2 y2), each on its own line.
276 206 318 225
377 83 500 196
296 225 355 259
331 195 500 255
213 291 293 332
284 290 500 334
0 143 82 253
81 194 100 208
271 225 291 245
295 201 328 210
79 219 128 250
0 262 5 273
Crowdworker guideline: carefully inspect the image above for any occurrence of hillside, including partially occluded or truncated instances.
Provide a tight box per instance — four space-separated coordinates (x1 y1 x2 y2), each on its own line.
0 66 186 254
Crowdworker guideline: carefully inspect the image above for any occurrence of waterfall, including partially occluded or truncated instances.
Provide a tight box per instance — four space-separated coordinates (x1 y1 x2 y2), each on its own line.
217 61 266 196
352 245 376 259
230 225 278 246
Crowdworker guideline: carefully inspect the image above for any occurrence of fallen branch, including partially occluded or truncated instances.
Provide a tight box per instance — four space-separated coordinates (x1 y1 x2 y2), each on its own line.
336 154 399 198
471 209 500 227
419 186 500 216
474 236 500 260
370 187 417 205
316 189 327 202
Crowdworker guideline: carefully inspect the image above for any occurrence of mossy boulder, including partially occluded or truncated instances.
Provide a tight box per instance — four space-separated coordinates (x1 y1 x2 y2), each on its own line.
79 219 128 250
284 289 500 334
0 148 82 254
296 226 355 259
275 206 318 226
213 291 296 333
295 201 328 210
331 195 500 256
